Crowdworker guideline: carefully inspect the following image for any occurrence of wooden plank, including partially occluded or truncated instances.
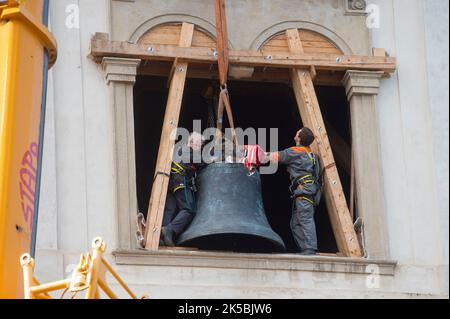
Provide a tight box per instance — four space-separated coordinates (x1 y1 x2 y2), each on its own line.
143 24 183 35
144 22 194 251
372 48 387 57
191 32 217 48
266 38 335 47
89 37 397 74
230 50 394 72
262 30 342 55
267 30 341 44
167 58 179 87
138 62 345 86
262 46 342 55
140 33 182 44
286 29 305 52
139 25 216 48
301 42 342 49
299 30 339 42
286 29 363 257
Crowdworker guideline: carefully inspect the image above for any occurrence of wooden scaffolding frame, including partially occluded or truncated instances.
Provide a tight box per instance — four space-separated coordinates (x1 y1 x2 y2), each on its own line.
90 23 396 257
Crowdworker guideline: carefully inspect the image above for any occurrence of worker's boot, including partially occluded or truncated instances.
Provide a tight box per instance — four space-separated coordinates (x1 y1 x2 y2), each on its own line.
298 249 316 256
161 227 175 247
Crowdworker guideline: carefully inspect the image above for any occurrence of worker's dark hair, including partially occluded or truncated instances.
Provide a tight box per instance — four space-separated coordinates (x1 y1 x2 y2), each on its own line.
299 127 315 147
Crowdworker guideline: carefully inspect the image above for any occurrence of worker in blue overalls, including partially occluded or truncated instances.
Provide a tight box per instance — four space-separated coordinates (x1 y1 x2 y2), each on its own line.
267 127 322 255
160 132 205 246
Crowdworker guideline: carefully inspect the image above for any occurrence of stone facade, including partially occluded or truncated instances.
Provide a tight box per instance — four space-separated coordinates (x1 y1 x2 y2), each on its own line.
35 0 449 298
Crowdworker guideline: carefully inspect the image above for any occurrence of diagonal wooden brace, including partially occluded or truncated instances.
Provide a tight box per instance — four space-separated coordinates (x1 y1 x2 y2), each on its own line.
286 29 363 257
144 23 195 250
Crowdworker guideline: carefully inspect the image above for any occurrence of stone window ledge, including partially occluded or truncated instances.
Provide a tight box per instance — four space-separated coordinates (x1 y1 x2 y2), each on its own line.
113 249 397 276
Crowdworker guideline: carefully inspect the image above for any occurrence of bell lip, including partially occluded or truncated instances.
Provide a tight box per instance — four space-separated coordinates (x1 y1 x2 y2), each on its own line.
177 231 287 253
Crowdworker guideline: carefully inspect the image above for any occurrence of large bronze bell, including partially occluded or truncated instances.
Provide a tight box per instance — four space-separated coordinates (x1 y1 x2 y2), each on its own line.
177 163 286 253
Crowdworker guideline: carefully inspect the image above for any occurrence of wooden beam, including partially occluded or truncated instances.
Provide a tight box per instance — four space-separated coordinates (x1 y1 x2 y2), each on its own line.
372 48 387 57
167 58 179 87
144 23 194 250
286 29 363 257
90 36 397 74
138 62 345 86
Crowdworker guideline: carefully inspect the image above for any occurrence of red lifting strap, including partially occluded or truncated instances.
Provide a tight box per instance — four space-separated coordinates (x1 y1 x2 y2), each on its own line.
214 0 229 87
216 88 237 144
214 0 237 145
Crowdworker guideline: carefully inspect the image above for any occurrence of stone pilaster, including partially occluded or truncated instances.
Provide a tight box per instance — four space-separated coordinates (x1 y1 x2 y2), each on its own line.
102 57 141 249
343 70 390 259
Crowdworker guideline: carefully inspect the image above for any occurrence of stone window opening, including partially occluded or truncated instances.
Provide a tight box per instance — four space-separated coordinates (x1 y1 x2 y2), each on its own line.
98 22 391 260
134 76 352 255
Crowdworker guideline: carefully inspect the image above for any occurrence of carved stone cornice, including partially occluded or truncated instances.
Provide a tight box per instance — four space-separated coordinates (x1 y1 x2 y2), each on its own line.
102 57 141 85
343 70 383 101
344 0 367 16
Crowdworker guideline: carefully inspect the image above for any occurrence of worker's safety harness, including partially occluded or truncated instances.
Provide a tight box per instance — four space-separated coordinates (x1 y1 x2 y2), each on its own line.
171 162 197 192
170 162 198 210
289 152 323 206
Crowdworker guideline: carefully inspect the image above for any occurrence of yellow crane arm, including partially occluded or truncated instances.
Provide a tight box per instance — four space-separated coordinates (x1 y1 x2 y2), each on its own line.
20 237 148 299
0 0 57 298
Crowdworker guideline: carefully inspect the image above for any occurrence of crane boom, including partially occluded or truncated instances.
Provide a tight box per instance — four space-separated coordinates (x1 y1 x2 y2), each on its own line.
0 0 57 298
